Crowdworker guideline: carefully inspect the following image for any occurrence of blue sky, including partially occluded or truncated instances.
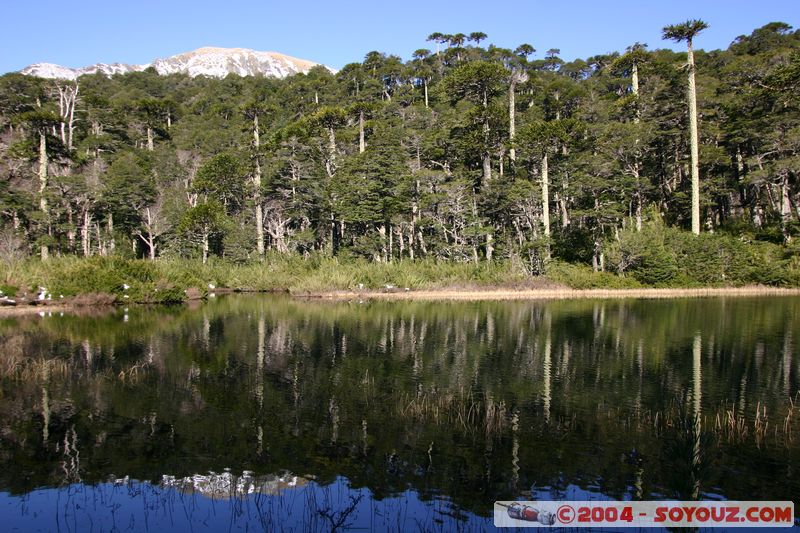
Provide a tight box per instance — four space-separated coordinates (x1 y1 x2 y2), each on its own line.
2 0 798 73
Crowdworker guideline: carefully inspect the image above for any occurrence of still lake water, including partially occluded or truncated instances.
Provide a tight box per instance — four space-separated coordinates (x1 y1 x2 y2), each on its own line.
0 295 798 531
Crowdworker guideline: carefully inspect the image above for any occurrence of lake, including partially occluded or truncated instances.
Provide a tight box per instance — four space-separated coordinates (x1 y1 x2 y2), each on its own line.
0 295 798 531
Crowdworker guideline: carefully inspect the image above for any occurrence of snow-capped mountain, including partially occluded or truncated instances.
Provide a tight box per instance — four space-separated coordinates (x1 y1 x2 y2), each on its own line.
20 47 329 80
20 62 144 80
151 47 324 78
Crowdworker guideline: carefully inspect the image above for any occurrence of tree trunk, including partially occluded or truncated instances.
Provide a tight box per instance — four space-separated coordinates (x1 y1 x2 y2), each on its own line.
67 84 77 150
481 86 492 184
559 190 570 228
781 171 792 242
202 230 209 264
541 153 550 237
482 152 491 183
378 223 388 262
508 80 517 161
423 79 429 108
66 207 75 251
38 132 49 261
410 182 419 260
82 209 91 256
107 212 115 255
631 62 640 124
359 110 366 153
146 126 154 151
687 41 701 235
636 190 643 231
326 127 337 177
330 213 337 255
387 222 393 262
253 114 265 257
486 233 494 261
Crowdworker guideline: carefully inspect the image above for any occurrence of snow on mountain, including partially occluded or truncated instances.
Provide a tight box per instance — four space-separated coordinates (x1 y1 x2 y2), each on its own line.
19 47 329 80
20 62 146 80
151 47 324 77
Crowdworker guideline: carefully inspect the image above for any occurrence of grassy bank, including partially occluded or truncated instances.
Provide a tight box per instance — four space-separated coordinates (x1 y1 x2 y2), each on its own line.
0 255 532 304
0 249 798 306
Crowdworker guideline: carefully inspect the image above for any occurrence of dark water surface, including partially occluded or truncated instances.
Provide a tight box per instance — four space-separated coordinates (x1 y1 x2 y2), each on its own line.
0 295 798 531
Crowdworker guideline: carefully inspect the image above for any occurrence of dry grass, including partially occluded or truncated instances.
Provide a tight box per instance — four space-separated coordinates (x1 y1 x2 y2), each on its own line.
306 286 800 302
397 387 509 435
0 357 71 381
615 394 800 447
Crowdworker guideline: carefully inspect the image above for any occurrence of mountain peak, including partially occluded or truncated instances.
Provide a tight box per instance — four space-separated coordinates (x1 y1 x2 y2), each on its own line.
19 47 329 80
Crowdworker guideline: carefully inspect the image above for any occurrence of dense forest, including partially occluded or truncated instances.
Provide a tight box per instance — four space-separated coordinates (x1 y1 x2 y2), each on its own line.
0 22 798 283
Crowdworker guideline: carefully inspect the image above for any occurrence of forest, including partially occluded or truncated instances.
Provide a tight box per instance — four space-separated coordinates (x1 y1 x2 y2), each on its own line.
1 21 799 289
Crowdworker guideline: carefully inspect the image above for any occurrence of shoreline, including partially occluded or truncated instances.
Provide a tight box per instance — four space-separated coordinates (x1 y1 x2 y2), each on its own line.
1 286 799 317
0 305 77 317
300 286 800 301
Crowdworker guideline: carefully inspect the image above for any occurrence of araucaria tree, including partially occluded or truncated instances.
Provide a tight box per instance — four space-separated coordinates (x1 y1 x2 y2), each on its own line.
0 21 797 269
663 19 709 235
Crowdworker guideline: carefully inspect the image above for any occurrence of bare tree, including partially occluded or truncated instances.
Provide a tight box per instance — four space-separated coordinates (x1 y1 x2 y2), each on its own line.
135 194 169 260
55 82 79 151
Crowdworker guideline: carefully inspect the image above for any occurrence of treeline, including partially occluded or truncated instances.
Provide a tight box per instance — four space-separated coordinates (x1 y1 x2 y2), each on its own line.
0 22 798 277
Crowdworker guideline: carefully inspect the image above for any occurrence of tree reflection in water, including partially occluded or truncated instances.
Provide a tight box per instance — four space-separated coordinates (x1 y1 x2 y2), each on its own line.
0 295 798 528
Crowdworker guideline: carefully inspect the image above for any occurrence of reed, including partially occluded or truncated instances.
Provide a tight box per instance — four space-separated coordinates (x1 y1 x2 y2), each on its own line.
397 386 509 435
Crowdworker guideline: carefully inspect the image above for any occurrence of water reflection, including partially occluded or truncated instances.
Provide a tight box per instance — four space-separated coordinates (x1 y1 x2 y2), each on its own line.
0 295 798 528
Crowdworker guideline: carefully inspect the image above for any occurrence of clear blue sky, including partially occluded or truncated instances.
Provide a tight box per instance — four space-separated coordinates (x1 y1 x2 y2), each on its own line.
2 0 798 73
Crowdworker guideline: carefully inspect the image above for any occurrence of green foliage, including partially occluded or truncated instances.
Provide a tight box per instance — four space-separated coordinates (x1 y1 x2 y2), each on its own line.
193 152 247 213
547 261 642 289
0 283 18 297
0 22 797 284
441 61 506 105
606 220 799 287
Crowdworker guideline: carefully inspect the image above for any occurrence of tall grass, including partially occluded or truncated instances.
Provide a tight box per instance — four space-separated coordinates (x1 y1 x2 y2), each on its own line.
1 248 796 305
0 255 531 302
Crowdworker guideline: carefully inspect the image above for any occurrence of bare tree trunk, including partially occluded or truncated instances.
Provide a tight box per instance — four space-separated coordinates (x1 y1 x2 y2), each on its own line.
486 233 494 261
82 209 91 256
358 110 366 153
508 80 517 161
330 213 337 255
541 153 550 237
631 61 640 124
781 171 792 242
253 114 265 257
39 132 49 260
423 79 429 108
636 190 643 232
146 126 154 151
107 212 115 255
67 84 78 150
378 223 388 262
398 226 405 258
410 181 419 260
559 190 570 228
66 206 75 251
325 127 337 177
687 41 701 235
388 222 393 262
202 230 209 264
